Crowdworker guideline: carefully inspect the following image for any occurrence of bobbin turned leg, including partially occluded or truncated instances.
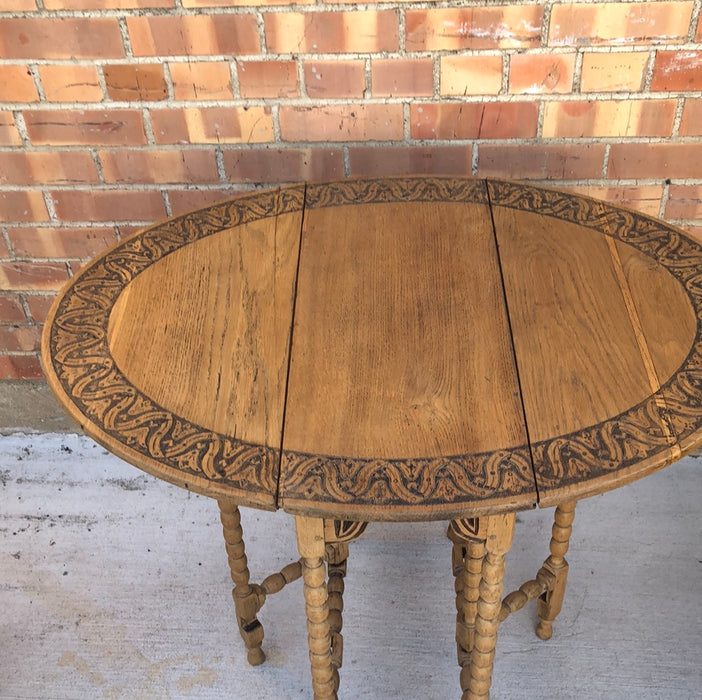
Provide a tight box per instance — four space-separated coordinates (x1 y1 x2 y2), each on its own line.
536 501 577 641
296 515 337 700
218 499 266 665
448 520 487 665
450 514 515 700
326 541 349 693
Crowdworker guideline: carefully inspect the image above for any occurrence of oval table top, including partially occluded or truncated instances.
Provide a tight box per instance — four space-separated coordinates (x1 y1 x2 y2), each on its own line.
42 177 702 521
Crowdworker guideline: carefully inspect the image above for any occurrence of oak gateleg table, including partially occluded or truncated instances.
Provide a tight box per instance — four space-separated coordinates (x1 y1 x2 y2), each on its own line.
41 177 702 699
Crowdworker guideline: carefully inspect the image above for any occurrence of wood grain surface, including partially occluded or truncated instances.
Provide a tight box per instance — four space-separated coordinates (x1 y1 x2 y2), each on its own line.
491 206 666 441
279 195 535 519
42 177 702 520
41 185 306 509
108 211 302 446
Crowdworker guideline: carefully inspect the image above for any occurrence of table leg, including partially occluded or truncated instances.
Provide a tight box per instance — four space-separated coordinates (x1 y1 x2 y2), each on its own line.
326 540 348 689
296 515 337 700
536 501 577 641
218 499 265 665
461 513 515 700
448 520 487 666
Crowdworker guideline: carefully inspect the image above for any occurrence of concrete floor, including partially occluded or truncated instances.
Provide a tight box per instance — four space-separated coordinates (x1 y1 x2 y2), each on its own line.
1 384 701 699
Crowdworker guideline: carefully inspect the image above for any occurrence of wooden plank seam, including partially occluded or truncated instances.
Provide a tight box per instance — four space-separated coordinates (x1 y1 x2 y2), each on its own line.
604 233 682 461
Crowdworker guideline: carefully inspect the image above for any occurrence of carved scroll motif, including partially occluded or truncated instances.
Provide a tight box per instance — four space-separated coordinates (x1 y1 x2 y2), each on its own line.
305 176 489 210
47 178 702 505
281 447 535 508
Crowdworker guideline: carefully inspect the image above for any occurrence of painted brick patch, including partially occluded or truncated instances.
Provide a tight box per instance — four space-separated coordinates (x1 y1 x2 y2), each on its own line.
406 6 543 51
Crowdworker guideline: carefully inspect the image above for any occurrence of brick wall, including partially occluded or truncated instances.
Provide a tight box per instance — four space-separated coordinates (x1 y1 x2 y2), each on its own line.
1 0 701 378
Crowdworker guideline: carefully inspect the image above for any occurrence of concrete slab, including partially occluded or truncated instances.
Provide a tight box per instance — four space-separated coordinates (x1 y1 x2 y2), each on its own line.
0 381 76 435
1 433 700 699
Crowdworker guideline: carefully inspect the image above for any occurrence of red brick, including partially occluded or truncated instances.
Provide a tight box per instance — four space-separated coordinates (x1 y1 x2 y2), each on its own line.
304 60 365 99
167 188 248 215
150 107 274 144
238 60 299 99
440 55 503 96
0 261 69 291
24 110 146 146
478 144 607 179
115 225 143 239
7 227 119 259
44 0 173 7
0 18 125 59
580 52 650 93
509 53 575 94
680 99 702 136
169 62 233 101
39 65 103 102
563 185 664 217
51 190 167 223
264 11 398 53
608 143 702 179
0 325 41 352
542 99 676 138
279 104 403 142
103 64 168 102
651 51 702 91
0 191 49 223
0 355 44 380
127 14 260 56
0 0 37 8
549 2 693 46
411 103 538 140
406 6 543 51
222 147 344 183
0 112 21 145
666 186 702 220
371 58 434 98
99 149 219 184
25 294 55 323
0 236 9 258
0 295 27 323
0 65 39 102
0 152 99 186
348 145 472 177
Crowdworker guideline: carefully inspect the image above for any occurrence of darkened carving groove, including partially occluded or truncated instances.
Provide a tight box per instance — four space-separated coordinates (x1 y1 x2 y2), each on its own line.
47 178 702 508
281 447 535 508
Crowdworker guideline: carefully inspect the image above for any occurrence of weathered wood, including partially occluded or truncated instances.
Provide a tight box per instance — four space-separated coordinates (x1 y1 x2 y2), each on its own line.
462 513 515 700
43 177 702 517
41 185 306 507
448 520 487 665
296 516 336 700
281 179 534 519
488 179 702 504
40 177 702 700
536 501 577 640
218 500 266 665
